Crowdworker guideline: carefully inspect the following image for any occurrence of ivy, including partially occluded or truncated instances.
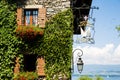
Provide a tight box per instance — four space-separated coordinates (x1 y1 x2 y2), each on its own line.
0 0 73 79
20 9 73 79
40 9 73 79
0 0 22 79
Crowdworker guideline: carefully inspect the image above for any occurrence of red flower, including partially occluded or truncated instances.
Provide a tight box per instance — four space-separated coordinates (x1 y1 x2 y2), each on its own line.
15 25 44 41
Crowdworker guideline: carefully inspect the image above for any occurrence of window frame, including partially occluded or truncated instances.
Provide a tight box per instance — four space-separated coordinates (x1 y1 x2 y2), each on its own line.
24 9 38 26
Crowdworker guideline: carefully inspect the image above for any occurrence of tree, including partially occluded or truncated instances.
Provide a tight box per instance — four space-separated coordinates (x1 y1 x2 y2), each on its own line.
116 25 120 36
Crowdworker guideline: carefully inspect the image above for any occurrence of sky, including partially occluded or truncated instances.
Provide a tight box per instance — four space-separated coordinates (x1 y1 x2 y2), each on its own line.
73 0 120 65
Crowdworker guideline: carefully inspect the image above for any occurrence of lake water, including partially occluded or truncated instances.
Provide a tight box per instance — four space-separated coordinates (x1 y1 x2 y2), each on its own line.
72 65 120 80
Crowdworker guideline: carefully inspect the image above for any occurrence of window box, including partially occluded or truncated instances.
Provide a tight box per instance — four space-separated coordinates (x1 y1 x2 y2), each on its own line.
14 72 38 80
15 25 44 40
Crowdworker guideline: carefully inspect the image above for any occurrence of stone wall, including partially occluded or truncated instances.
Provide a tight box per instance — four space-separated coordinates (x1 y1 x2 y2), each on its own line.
18 0 70 19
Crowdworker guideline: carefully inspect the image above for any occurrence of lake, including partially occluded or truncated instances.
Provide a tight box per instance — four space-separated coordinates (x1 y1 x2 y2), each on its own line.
72 65 120 80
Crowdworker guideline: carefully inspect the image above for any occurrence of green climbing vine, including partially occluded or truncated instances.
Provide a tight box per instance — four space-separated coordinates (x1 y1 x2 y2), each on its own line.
21 9 73 79
40 9 73 79
0 0 73 79
0 0 23 79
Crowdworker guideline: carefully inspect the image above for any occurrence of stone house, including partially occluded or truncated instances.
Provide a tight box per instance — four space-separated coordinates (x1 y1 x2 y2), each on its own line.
14 0 92 79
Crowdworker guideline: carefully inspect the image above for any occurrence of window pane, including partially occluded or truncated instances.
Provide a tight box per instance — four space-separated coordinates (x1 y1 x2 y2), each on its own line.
25 11 30 25
33 10 38 26
24 9 38 26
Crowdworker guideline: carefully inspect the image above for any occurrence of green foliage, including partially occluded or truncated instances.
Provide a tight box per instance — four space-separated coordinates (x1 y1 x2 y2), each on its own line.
13 72 38 80
79 76 92 80
95 76 104 80
40 9 73 79
0 0 16 31
116 25 120 36
0 0 73 79
0 0 23 79
15 9 73 79
78 76 104 80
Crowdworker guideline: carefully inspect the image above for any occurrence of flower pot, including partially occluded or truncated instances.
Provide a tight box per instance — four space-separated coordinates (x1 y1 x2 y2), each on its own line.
15 25 44 41
14 72 38 80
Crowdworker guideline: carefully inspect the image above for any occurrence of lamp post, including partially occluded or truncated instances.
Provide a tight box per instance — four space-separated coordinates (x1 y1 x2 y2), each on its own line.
72 49 84 73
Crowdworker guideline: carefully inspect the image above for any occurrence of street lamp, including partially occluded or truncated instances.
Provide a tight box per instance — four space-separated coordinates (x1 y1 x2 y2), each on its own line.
77 57 84 73
72 49 84 73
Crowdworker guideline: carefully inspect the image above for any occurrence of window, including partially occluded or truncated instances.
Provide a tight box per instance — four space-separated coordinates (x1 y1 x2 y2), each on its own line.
17 8 46 28
23 54 37 71
24 9 38 26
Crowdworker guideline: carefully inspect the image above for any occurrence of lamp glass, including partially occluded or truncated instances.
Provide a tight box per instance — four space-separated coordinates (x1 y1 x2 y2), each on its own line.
77 58 83 73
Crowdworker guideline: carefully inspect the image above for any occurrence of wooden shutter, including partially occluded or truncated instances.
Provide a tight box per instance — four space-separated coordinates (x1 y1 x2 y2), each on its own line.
37 57 45 76
17 8 22 26
38 8 46 28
